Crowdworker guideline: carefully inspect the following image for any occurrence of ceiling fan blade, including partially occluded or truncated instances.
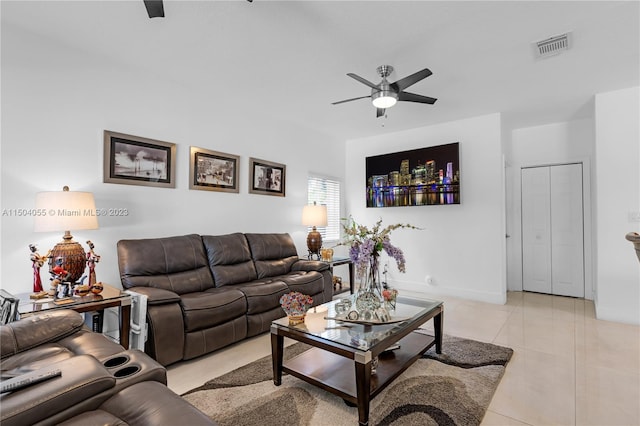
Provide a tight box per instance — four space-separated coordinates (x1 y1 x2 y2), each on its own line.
398 91 437 104
391 68 432 92
331 95 371 105
143 0 164 18
347 73 379 90
376 108 386 118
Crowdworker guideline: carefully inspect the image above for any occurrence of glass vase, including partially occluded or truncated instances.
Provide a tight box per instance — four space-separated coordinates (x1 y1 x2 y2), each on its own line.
355 255 384 319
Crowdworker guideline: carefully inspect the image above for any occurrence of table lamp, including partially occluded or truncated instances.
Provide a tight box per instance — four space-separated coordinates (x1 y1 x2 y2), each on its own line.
34 186 98 284
301 201 327 260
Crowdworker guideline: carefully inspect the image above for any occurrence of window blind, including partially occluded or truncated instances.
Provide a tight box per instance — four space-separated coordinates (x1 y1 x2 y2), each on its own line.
307 176 341 242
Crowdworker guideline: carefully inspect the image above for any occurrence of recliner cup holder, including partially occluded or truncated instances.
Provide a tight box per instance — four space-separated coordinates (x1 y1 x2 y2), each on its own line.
113 365 141 378
100 350 166 390
103 355 130 368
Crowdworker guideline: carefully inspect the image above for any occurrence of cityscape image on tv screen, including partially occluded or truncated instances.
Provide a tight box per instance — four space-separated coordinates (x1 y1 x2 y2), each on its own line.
366 142 460 208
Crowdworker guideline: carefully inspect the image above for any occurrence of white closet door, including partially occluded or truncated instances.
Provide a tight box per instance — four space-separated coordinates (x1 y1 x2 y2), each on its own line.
522 167 552 293
550 164 584 297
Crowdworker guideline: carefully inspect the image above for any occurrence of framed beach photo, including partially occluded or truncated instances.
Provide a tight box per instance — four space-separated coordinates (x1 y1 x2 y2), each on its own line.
249 157 286 197
189 146 240 193
103 130 176 188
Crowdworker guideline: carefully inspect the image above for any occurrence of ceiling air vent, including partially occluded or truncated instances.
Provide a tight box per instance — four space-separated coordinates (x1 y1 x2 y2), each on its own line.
533 32 571 58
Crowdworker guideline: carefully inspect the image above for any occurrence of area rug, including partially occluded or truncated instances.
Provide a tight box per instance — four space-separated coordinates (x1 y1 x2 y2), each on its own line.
182 335 513 426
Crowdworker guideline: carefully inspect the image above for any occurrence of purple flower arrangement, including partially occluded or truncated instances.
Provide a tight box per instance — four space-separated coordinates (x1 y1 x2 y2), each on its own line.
341 217 419 280
279 291 313 316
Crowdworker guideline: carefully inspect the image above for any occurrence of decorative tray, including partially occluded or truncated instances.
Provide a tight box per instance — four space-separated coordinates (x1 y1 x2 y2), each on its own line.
323 316 409 326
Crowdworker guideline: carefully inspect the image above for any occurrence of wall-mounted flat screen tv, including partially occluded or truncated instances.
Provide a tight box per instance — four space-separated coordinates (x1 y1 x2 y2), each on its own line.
366 142 460 208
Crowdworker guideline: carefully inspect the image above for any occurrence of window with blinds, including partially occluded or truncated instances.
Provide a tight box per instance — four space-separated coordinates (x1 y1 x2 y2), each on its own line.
307 176 341 243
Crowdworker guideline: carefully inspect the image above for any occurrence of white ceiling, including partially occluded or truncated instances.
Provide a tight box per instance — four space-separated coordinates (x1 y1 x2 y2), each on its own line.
2 0 639 140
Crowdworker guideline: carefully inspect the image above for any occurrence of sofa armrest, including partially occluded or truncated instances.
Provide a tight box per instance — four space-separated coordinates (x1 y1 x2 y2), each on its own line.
126 287 181 305
124 288 184 366
0 310 84 359
291 259 330 273
0 355 115 426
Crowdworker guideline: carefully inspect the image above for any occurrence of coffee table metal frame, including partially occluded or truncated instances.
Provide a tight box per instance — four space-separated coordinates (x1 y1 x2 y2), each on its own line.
271 298 443 426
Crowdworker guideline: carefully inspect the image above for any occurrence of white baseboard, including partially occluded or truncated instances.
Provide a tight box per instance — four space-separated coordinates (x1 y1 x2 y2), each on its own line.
595 303 640 325
389 281 506 305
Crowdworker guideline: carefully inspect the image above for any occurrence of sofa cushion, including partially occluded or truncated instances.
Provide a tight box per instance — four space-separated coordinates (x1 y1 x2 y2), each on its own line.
246 306 289 337
184 317 246 362
180 288 247 332
99 381 214 426
1 344 74 378
245 233 298 260
117 234 214 294
277 271 326 299
56 410 122 426
245 232 300 278
202 233 257 286
0 310 84 359
232 279 290 315
0 355 116 426
291 259 330 273
125 286 181 306
57 329 130 362
255 256 299 279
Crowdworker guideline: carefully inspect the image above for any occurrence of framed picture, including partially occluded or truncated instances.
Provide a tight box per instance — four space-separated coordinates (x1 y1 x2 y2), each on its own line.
189 146 239 193
249 157 286 197
103 130 176 188
366 142 460 207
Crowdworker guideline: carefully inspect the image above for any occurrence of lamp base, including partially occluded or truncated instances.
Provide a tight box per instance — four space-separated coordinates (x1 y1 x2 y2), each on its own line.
307 250 321 260
306 228 322 260
49 239 87 283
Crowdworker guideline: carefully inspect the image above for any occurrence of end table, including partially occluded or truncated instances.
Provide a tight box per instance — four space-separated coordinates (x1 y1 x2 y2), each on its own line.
16 284 132 349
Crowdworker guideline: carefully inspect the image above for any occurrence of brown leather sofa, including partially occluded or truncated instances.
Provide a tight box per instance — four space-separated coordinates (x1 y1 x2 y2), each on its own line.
117 232 332 366
0 310 214 426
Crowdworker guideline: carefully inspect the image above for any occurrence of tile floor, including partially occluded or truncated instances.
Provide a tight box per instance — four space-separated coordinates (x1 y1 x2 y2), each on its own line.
167 291 640 425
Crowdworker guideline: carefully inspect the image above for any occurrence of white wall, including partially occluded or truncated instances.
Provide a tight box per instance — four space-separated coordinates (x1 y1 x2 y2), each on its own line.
594 86 640 325
0 23 345 296
506 119 596 297
345 113 506 304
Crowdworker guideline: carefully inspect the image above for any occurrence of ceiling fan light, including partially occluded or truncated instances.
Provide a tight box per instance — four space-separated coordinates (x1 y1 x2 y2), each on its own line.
371 91 398 109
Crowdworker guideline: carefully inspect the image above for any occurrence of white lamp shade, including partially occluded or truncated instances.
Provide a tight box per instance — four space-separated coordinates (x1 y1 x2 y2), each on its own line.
301 203 328 227
34 190 99 232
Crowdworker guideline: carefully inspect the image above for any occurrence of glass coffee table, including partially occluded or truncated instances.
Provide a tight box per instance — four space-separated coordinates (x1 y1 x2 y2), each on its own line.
271 297 443 426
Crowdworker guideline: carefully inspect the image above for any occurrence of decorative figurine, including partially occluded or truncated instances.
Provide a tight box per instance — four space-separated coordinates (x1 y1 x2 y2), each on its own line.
50 257 72 293
90 282 104 295
86 240 101 288
29 244 49 293
74 276 90 297
74 284 91 296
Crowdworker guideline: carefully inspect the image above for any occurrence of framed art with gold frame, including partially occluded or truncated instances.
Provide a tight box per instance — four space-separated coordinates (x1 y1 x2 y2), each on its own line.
249 157 286 197
189 146 240 193
103 130 176 188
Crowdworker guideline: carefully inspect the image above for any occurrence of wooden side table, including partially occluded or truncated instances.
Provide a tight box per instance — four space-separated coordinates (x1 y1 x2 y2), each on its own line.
16 284 132 349
325 257 355 294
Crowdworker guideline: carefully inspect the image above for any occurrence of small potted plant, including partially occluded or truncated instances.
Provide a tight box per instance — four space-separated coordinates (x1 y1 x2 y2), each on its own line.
279 292 313 325
382 288 398 310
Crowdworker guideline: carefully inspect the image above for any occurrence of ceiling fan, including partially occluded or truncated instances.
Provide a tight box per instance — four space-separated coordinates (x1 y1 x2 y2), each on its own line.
142 0 254 18
143 0 164 18
332 65 437 118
